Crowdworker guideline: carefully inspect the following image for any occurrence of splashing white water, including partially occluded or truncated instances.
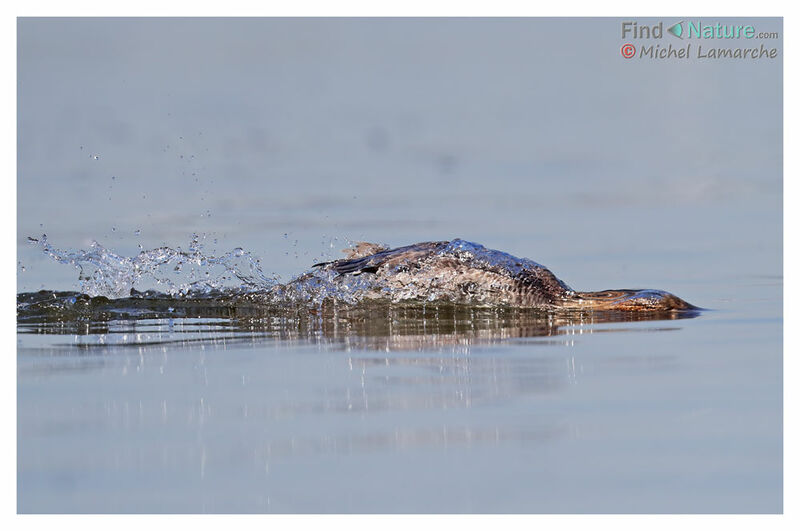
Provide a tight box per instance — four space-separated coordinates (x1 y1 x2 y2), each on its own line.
29 236 554 305
29 234 278 298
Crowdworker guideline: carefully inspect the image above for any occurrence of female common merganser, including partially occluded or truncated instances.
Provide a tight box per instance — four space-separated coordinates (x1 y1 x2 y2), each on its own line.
309 239 696 311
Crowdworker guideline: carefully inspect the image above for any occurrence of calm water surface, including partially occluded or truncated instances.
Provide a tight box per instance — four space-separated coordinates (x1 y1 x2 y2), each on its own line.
17 18 782 513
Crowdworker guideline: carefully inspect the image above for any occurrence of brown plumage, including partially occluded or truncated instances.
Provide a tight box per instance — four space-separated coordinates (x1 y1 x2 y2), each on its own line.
312 239 697 311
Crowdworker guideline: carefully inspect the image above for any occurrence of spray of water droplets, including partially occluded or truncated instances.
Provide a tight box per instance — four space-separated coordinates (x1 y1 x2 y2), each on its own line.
29 236 564 308
28 234 278 299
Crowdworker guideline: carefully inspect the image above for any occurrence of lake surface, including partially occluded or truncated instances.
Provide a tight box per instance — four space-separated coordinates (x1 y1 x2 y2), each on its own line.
17 18 782 513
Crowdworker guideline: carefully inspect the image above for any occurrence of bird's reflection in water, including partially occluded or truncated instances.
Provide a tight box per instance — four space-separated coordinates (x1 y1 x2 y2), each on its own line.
18 296 699 460
18 291 699 352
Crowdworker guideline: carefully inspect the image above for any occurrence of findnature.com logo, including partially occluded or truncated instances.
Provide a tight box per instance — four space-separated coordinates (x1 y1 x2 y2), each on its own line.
622 20 779 40
620 20 780 60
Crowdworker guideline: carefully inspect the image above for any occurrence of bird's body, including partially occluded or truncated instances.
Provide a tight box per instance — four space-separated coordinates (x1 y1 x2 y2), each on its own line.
306 239 696 311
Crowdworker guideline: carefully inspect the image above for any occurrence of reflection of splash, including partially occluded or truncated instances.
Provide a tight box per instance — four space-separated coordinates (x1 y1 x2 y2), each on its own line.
18 293 692 428
18 290 697 351
18 294 694 469
18 305 684 434
248 423 569 459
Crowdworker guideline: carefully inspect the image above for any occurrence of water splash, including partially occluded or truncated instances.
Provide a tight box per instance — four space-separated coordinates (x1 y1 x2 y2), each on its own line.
26 236 697 313
27 234 392 306
27 236 557 306
272 266 386 306
28 234 278 299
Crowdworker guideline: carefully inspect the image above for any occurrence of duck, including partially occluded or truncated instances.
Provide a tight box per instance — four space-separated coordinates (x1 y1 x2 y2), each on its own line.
308 239 696 311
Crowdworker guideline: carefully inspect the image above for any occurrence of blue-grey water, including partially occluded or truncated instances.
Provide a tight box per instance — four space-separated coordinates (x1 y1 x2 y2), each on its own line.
17 18 782 513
